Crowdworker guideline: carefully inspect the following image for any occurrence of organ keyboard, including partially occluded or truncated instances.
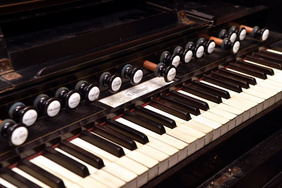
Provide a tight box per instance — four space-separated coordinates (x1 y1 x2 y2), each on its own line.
0 0 281 187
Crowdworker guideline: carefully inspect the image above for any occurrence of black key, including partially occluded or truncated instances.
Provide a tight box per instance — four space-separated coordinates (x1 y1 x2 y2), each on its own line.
122 111 166 134
19 159 65 188
181 84 222 103
80 130 125 157
169 90 209 111
245 55 282 70
135 105 176 128
203 75 242 93
259 49 282 60
191 80 231 98
43 147 89 177
150 99 191 121
210 71 249 89
237 60 274 75
0 167 40 188
92 125 137 150
105 119 149 144
253 51 282 63
218 68 257 85
59 140 104 169
160 95 200 115
228 62 267 79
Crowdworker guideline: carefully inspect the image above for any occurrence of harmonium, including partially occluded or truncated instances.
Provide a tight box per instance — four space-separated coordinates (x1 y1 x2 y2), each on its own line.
0 0 281 187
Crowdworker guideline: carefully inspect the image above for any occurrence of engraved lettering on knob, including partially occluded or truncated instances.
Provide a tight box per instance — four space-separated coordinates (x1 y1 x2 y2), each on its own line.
88 86 100 102
232 41 240 54
171 55 181 67
184 50 193 63
195 46 204 58
111 77 122 92
261 29 269 41
229 32 237 43
207 41 216 54
166 67 176 82
239 28 246 41
68 92 81 109
22 109 37 126
11 126 28 146
34 94 61 118
133 69 143 84
47 100 61 117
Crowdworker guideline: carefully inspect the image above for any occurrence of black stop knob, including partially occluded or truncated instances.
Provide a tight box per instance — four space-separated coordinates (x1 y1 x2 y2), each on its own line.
75 80 100 102
8 102 38 127
0 119 28 146
55 87 81 109
34 94 61 118
99 72 122 93
121 64 143 85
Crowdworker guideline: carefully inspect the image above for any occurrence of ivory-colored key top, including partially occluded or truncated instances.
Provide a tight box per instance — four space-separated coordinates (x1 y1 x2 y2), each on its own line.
192 115 222 139
194 112 230 134
166 125 205 150
115 157 148 187
223 98 254 118
102 163 138 188
125 150 159 180
12 167 51 188
166 128 197 155
76 176 109 188
182 120 214 143
0 177 17 188
156 134 188 161
90 170 126 188
146 138 179 168
214 103 244 124
31 156 80 187
137 145 169 175
207 107 238 129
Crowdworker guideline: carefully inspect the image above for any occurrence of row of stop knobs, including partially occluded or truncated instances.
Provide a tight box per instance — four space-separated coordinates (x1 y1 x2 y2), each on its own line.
0 24 269 146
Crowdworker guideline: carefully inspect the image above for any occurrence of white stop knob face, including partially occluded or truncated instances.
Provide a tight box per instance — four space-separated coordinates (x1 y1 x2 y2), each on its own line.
166 67 176 82
232 41 240 54
88 86 100 101
184 50 193 63
68 92 81 109
196 46 204 58
207 41 216 54
133 70 143 84
47 100 61 117
111 77 122 92
262 29 269 41
11 126 28 146
229 32 237 43
22 109 37 126
239 29 247 41
171 55 181 67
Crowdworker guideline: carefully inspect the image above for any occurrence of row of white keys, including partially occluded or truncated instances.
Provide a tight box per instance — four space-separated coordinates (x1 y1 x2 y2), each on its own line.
142 105 214 145
225 67 281 106
176 90 243 135
115 117 191 166
70 137 140 188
